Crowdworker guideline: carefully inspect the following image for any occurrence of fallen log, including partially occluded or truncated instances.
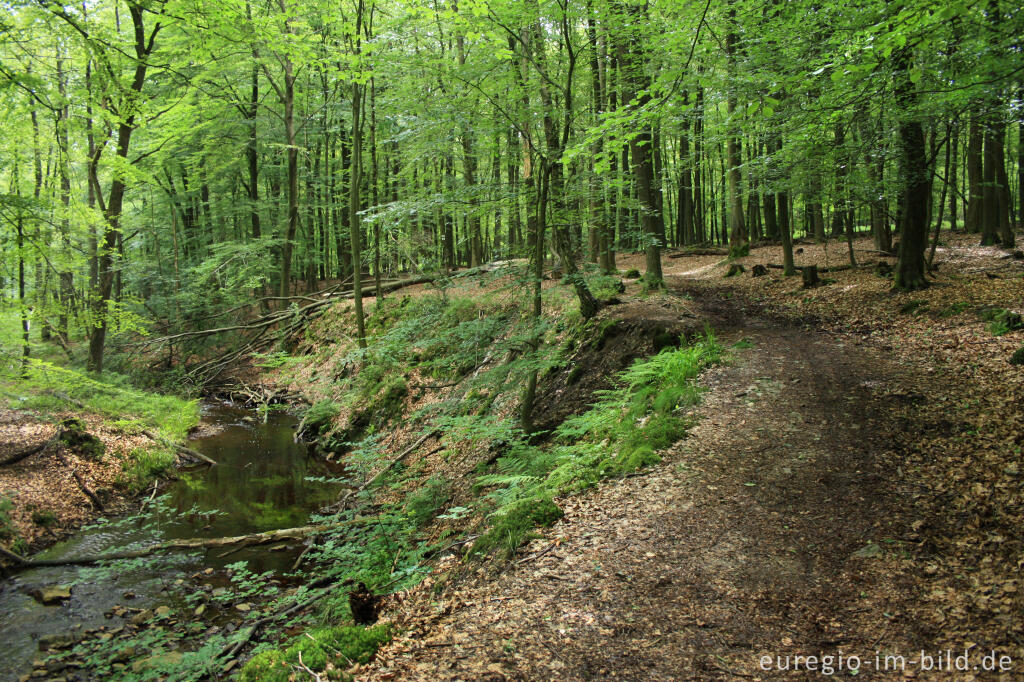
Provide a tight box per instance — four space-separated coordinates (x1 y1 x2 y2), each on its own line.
141 429 216 466
6 520 364 569
765 263 861 274
668 248 729 258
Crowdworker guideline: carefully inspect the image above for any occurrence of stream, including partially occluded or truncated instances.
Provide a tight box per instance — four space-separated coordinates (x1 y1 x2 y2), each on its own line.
0 401 344 681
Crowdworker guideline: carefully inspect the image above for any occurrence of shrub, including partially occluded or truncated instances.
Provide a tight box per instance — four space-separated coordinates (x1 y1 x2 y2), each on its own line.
303 400 342 436
404 477 450 528
1010 347 1024 366
623 268 641 279
31 509 57 527
117 447 175 493
473 331 722 559
986 309 1024 336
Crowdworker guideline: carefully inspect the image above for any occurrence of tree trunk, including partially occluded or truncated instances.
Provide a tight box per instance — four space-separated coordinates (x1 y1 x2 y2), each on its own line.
86 4 158 372
893 48 929 291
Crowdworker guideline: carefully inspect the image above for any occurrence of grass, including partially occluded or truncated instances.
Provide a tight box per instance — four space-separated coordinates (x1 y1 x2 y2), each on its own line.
0 307 198 442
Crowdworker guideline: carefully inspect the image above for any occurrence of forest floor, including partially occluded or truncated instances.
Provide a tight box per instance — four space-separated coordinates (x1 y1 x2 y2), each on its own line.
359 233 1023 681
0 409 155 551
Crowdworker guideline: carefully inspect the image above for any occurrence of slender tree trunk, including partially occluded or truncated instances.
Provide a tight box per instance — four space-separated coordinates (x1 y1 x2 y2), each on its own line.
724 7 747 256
928 127 951 267
86 4 158 372
350 79 366 348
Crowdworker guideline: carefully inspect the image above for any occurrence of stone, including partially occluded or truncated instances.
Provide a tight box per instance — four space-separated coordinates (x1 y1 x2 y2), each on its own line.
234 603 251 612
129 610 151 625
852 542 883 559
154 605 172 618
30 585 72 605
131 651 183 674
193 604 206 617
37 633 77 651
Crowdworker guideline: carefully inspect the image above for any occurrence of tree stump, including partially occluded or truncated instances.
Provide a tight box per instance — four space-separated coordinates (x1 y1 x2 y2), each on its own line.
751 264 769 278
802 265 821 288
349 582 380 625
725 263 746 278
58 418 105 460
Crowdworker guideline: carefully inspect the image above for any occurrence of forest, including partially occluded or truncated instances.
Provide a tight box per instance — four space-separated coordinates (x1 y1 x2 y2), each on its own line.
0 0 1022 679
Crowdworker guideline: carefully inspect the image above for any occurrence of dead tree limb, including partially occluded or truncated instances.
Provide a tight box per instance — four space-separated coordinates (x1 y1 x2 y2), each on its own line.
667 248 730 258
336 430 440 508
54 449 104 512
7 520 365 569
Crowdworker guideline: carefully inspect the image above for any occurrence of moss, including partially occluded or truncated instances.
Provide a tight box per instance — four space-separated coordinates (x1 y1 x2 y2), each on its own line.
590 320 620 351
566 365 585 385
238 650 292 682
471 496 563 558
307 624 392 664
729 243 750 258
287 636 328 670
1010 347 1024 366
238 625 391 682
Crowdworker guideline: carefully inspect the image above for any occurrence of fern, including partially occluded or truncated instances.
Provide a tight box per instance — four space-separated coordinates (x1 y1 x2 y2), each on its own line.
470 331 723 558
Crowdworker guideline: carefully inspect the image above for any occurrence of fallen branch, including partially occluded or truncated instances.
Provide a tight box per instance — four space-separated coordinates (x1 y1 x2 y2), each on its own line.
0 433 57 467
141 429 216 466
336 430 439 508
0 544 28 565
7 520 364 569
219 576 348 669
54 449 104 512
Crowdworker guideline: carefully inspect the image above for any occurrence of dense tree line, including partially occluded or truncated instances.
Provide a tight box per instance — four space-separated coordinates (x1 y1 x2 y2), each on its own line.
1 0 1021 372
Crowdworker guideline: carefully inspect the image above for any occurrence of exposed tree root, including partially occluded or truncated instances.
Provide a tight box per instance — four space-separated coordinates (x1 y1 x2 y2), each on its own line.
0 434 57 467
141 429 216 466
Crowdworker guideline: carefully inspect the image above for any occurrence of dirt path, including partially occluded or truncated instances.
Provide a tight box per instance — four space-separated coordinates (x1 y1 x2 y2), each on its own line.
370 287 927 680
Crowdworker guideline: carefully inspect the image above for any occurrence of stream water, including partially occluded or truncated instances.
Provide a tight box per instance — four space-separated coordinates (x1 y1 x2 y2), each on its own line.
0 401 344 681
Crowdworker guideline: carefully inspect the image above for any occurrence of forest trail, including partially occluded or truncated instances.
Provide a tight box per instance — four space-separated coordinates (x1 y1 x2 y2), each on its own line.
369 285 925 680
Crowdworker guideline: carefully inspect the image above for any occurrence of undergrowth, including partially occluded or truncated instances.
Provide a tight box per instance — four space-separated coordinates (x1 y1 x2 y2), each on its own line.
470 330 722 558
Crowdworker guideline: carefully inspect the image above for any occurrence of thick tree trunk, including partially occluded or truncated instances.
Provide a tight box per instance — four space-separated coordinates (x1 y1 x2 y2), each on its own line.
893 50 929 291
